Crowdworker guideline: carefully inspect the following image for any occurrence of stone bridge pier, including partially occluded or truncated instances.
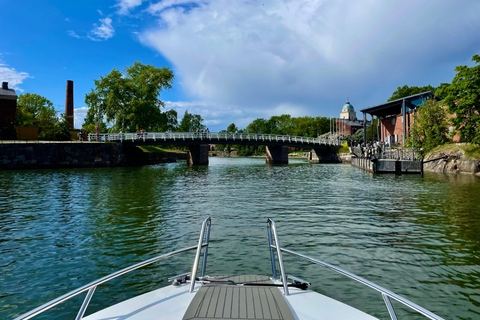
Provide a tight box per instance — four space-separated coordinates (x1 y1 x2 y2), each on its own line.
266 145 288 164
309 147 341 163
188 144 209 165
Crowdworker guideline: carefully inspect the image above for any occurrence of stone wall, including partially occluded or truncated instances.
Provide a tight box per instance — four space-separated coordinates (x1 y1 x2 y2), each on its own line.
0 142 125 169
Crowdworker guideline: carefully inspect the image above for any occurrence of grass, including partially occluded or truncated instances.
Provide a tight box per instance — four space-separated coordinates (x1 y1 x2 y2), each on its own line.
429 143 480 159
137 146 186 153
337 142 350 153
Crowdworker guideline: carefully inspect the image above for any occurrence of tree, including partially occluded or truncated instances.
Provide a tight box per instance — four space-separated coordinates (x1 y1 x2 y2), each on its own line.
227 123 238 132
388 85 436 101
54 114 74 141
436 54 480 144
16 93 57 139
406 99 449 153
84 61 174 132
177 110 205 132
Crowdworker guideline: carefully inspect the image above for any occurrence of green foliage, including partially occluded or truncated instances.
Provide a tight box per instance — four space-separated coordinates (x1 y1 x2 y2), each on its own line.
245 115 330 137
84 61 174 132
352 129 364 144
16 93 58 140
429 143 480 160
405 99 449 153
53 114 73 141
436 54 480 144
227 123 238 132
388 85 436 101
337 142 350 153
159 109 178 132
83 122 108 134
177 110 205 132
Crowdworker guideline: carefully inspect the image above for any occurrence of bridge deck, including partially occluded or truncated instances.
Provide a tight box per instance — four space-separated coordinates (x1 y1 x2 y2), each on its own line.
87 132 338 149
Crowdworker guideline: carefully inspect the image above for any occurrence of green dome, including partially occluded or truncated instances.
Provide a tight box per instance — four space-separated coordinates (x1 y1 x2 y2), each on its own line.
342 101 354 110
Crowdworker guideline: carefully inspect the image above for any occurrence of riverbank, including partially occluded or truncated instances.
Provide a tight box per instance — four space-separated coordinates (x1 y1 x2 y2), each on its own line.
423 144 480 176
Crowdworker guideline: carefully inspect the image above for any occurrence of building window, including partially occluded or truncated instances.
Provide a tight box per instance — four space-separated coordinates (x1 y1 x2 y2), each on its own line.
392 118 396 125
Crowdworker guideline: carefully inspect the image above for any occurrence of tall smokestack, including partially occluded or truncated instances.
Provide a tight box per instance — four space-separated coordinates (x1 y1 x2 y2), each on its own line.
65 80 74 128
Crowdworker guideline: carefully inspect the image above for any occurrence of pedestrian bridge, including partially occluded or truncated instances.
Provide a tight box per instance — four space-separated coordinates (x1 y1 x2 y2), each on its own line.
88 132 340 165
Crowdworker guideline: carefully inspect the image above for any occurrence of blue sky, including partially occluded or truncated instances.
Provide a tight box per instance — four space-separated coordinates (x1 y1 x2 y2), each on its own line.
1 0 479 131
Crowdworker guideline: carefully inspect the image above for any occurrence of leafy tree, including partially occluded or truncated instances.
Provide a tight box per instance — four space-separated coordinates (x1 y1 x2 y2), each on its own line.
388 85 436 101
246 118 275 134
405 99 449 153
352 129 364 144
84 61 174 132
162 109 178 131
177 110 205 132
54 114 74 141
227 123 238 132
436 54 480 144
16 93 57 139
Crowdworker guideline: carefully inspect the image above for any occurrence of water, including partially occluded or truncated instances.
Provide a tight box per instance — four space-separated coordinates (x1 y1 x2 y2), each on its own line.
1 157 479 320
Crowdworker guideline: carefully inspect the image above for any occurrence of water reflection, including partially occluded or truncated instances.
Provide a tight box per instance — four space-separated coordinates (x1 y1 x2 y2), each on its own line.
1 160 479 320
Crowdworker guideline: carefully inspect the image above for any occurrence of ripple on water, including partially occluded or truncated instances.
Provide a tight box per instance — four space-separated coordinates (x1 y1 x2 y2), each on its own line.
0 159 479 319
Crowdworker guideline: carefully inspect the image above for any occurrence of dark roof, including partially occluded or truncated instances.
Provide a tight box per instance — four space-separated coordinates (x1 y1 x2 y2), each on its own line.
0 87 18 100
359 91 434 118
337 119 369 127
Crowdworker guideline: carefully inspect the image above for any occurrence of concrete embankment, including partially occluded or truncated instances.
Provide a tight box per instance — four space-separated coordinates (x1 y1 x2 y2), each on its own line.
423 148 480 176
0 142 185 170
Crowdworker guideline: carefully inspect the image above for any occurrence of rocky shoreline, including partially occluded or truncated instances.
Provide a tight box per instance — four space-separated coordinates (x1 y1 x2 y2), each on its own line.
423 149 480 176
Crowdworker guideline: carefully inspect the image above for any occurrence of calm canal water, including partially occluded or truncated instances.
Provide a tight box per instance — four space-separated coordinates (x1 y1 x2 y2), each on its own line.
1 157 479 320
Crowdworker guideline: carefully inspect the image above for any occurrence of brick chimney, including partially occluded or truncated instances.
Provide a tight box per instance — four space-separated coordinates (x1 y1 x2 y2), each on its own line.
2 82 8 90
65 80 74 127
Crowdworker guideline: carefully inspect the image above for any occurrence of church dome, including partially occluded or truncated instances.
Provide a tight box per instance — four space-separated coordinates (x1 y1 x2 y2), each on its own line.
342 101 354 110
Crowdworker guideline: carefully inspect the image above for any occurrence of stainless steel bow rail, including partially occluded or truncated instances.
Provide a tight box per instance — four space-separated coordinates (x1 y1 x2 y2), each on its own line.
15 217 444 320
14 217 211 320
87 132 339 146
267 218 445 320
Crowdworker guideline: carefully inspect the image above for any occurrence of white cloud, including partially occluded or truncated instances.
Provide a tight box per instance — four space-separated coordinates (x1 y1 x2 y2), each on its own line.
147 0 204 15
74 107 89 129
140 0 480 124
67 30 81 39
89 17 115 41
0 59 31 92
116 0 143 15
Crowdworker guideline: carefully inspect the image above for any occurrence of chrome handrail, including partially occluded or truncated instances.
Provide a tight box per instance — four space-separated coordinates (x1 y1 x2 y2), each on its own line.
14 217 211 320
267 219 445 320
189 217 212 292
267 219 289 295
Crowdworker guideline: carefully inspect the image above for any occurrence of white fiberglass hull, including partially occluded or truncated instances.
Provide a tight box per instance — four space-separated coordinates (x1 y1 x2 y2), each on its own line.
83 279 379 320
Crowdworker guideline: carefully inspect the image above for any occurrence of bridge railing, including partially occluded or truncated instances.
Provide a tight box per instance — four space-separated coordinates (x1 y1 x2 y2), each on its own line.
87 132 339 146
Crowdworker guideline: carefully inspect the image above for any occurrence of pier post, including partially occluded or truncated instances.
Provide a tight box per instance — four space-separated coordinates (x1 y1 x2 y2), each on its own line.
188 144 209 165
266 145 288 164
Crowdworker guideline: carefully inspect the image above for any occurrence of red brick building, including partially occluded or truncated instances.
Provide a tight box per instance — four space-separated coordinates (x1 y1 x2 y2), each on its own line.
0 82 18 139
360 92 434 146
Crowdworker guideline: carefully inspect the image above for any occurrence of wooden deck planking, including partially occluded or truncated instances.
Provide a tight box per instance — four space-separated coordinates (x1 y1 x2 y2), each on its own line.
183 275 294 320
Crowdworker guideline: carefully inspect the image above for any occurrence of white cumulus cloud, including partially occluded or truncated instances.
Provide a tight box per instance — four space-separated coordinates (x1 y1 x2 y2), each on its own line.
73 107 89 129
140 0 480 130
0 59 31 92
90 17 115 41
116 0 144 15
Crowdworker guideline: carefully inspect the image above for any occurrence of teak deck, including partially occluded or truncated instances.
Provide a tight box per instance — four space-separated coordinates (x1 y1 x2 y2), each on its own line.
183 275 295 320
